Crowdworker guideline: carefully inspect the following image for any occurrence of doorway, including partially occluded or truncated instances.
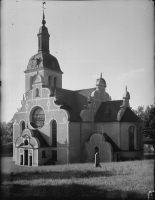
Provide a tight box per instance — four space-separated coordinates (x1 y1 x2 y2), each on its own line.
29 156 32 166
94 146 99 155
20 155 23 165
24 150 28 165
94 146 99 160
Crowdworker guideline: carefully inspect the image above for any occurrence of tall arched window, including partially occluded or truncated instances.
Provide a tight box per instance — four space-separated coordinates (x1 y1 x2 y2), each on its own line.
52 120 57 147
54 77 57 88
30 76 33 90
48 75 52 86
21 121 26 132
129 126 135 150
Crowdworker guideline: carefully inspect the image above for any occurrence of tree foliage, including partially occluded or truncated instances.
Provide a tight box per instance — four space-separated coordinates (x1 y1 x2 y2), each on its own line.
132 105 152 121
143 106 155 142
133 105 155 145
1 120 13 156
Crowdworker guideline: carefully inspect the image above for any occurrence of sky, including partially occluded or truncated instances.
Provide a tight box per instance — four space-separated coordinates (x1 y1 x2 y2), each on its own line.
1 0 154 122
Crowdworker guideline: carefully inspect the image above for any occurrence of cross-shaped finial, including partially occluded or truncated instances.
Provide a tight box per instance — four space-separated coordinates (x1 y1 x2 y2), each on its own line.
42 2 46 26
42 2 46 10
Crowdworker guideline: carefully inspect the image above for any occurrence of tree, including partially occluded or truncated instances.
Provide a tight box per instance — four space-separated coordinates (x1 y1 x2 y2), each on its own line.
132 105 152 121
0 120 13 156
133 105 155 145
143 105 155 148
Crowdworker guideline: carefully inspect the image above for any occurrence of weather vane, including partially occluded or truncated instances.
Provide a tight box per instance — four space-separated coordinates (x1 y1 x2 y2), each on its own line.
42 2 46 10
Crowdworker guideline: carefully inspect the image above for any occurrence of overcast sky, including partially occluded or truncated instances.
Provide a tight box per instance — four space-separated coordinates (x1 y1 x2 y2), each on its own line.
1 0 154 122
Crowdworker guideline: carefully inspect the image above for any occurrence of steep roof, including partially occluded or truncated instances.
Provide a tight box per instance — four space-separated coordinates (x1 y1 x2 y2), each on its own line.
120 107 142 122
44 86 95 122
43 86 141 123
74 88 96 112
54 87 81 122
94 101 141 122
94 100 123 122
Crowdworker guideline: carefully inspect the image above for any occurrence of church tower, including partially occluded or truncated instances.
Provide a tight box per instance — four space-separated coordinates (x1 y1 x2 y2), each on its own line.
24 11 63 93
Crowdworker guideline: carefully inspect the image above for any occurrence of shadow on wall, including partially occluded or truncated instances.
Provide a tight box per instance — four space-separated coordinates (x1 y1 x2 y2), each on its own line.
39 130 68 149
1 183 145 199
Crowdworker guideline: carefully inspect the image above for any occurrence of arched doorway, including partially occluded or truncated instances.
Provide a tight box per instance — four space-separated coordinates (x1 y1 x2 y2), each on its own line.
94 146 99 159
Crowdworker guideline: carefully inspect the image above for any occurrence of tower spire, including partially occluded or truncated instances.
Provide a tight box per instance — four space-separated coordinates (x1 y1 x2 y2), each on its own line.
100 73 102 79
37 2 50 53
42 10 46 26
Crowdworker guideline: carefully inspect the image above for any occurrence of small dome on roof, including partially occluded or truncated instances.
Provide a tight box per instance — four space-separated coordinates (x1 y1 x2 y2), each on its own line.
123 86 130 99
96 73 106 87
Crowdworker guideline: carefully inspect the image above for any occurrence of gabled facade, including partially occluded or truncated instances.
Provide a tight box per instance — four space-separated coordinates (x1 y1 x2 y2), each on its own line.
13 12 143 166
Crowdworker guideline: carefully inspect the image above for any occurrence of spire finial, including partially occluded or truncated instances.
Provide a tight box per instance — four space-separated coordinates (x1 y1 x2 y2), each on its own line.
42 2 46 26
126 85 127 92
100 73 102 79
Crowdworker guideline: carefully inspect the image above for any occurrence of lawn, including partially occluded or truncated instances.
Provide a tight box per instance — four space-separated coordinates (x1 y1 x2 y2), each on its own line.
1 157 154 199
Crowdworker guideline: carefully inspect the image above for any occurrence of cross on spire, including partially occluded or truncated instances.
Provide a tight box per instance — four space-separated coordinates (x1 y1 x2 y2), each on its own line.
42 2 46 26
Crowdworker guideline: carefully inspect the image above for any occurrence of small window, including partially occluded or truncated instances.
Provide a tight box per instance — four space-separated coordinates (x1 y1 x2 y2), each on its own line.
24 139 28 145
48 76 52 86
35 88 40 97
21 121 25 132
42 150 46 158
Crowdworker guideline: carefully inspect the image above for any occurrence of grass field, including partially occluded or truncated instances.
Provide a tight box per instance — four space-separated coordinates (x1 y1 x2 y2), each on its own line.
1 157 154 199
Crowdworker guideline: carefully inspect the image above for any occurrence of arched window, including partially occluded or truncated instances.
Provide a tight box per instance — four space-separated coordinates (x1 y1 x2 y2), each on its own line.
48 75 52 86
21 121 25 131
31 107 45 129
24 139 28 145
30 76 33 90
52 120 57 147
35 88 40 97
129 126 135 150
54 77 57 88
20 121 26 135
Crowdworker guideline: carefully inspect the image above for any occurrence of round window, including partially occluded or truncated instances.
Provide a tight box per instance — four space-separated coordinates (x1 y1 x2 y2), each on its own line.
31 107 45 129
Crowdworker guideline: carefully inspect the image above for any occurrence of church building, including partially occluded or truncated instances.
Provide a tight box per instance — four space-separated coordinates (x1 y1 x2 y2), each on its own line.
13 12 143 166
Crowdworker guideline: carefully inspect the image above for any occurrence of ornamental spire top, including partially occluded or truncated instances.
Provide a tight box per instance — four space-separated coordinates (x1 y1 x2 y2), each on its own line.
100 73 102 79
42 2 46 26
